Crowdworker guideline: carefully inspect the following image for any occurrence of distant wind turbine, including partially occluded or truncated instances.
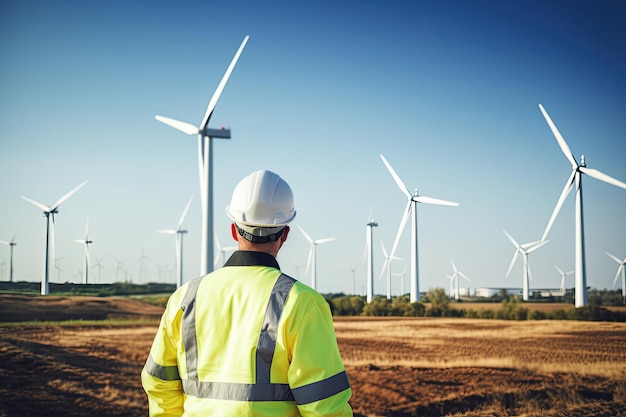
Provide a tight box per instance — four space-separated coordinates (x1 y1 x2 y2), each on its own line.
21 180 88 295
297 225 335 291
449 259 471 300
503 229 548 301
159 196 193 289
379 241 402 300
555 266 574 297
538 104 626 307
73 217 93 284
606 252 626 303
155 35 249 277
214 235 237 268
93 256 106 283
392 265 408 296
0 235 17 283
365 208 378 303
380 154 458 302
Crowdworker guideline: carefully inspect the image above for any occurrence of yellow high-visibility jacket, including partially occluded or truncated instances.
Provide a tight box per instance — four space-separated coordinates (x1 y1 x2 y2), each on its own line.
142 250 353 416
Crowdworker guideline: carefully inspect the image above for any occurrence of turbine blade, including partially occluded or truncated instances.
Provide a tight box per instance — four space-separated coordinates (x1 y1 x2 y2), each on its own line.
380 154 412 200
200 35 250 129
415 195 459 206
21 196 50 212
526 240 548 254
177 196 194 230
606 251 622 264
378 257 389 280
158 229 177 234
502 229 520 249
297 225 313 243
389 200 411 261
314 237 336 245
155 115 199 135
450 258 458 273
555 265 565 276
521 240 541 249
538 104 578 169
541 169 576 242
506 250 519 278
580 167 626 190
612 265 623 288
380 241 389 258
305 246 313 278
52 180 88 210
459 271 471 282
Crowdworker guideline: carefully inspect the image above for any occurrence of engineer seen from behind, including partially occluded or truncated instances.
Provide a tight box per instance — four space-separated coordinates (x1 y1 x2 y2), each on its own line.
142 169 353 416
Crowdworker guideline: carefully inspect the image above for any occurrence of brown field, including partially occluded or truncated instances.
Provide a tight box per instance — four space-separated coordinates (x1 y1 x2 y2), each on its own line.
1 295 626 417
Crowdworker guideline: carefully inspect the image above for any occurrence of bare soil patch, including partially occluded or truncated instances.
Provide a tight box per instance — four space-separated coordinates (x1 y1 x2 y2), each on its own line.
1 296 625 417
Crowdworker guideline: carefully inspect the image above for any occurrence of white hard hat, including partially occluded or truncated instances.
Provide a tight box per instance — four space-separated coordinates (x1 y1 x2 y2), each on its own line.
226 170 296 239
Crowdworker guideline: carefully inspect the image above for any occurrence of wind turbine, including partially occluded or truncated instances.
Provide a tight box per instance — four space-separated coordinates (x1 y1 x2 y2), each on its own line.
73 217 93 284
214 235 236 268
297 225 335 291
0 235 17 283
93 256 106 283
449 259 471 300
159 196 193 289
606 252 626 303
155 35 249 277
21 180 88 295
380 154 458 302
503 229 548 301
538 104 626 307
365 209 378 302
555 266 574 297
379 241 402 299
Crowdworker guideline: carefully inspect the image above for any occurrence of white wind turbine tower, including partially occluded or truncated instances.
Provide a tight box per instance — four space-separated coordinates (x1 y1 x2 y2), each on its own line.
298 225 335 291
214 235 237 268
606 252 626 303
379 241 402 299
538 103 626 307
555 266 574 297
73 217 93 284
503 229 548 301
159 196 193 289
365 209 378 303
449 259 471 300
392 265 408 296
21 180 88 295
380 154 458 303
0 235 17 283
155 35 249 277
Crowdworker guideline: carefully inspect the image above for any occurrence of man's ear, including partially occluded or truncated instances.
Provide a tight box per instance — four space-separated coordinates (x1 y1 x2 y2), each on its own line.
231 223 239 241
281 226 290 242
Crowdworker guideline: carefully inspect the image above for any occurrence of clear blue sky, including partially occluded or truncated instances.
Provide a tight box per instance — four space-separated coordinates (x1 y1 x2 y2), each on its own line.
1 0 625 296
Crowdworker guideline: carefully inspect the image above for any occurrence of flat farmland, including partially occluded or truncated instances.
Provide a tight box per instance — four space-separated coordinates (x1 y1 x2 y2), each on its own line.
1 296 625 416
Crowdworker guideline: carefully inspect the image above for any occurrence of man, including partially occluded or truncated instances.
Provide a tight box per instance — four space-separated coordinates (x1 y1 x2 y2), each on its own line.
142 169 353 416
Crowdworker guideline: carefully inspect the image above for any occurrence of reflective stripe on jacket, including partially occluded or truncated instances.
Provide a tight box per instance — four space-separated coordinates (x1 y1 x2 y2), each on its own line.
142 251 352 416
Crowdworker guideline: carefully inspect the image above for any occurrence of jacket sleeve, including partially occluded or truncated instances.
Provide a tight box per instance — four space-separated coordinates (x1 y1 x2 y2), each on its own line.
287 293 353 416
141 298 184 417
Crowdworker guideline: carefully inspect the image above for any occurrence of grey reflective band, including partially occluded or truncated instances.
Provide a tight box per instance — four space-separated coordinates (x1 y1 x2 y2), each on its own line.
182 380 294 402
144 354 181 381
181 277 203 381
292 371 350 405
256 274 296 383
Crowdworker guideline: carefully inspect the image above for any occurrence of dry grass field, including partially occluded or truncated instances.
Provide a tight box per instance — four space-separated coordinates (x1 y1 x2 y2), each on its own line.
1 295 625 416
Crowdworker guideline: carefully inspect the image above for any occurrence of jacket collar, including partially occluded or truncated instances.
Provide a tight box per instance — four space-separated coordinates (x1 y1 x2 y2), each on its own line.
224 250 280 270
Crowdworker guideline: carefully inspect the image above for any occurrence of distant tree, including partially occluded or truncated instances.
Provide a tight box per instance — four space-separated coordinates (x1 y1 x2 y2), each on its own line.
426 288 450 317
